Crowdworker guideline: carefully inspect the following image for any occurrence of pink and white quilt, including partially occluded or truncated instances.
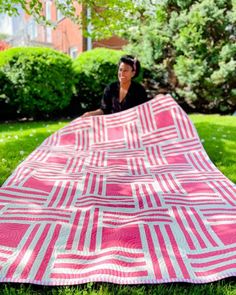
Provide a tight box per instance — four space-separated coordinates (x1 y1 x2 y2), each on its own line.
0 94 235 285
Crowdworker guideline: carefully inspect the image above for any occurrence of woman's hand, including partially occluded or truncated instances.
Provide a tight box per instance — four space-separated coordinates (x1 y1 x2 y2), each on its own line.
81 109 104 117
81 112 92 118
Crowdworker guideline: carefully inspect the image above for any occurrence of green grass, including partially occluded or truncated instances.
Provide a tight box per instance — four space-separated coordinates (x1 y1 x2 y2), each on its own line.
1 280 236 295
190 114 236 183
0 114 235 294
0 120 69 186
0 115 235 186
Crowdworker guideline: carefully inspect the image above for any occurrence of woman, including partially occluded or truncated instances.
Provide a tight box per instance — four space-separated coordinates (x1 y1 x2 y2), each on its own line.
81 55 148 117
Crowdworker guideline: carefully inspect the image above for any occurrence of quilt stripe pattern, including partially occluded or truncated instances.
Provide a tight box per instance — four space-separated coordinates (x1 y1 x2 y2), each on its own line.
0 94 235 285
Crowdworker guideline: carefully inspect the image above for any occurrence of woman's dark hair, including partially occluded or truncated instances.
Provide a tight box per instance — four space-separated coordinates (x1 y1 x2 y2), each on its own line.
118 55 141 78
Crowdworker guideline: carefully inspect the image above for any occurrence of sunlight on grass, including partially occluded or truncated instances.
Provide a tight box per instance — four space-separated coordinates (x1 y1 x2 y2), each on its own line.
0 120 69 185
190 114 236 183
0 115 235 185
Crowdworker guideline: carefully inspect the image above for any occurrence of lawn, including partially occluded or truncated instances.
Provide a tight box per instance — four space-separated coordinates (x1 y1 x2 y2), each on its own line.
0 120 70 186
0 114 235 294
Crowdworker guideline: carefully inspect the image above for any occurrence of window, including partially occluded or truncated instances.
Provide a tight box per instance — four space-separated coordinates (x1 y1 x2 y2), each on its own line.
45 1 51 21
69 47 78 59
45 27 52 43
57 9 64 22
27 19 38 40
57 0 66 22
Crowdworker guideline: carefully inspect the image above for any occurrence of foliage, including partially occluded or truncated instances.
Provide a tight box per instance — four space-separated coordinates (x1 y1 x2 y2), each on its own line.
0 70 16 120
0 47 75 118
73 48 124 111
0 0 45 22
0 0 137 36
0 70 12 97
124 0 236 113
0 33 9 40
0 0 235 113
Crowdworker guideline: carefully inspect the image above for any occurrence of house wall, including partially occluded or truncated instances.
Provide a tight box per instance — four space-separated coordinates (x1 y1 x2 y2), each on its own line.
2 1 127 57
50 3 84 56
23 1 84 57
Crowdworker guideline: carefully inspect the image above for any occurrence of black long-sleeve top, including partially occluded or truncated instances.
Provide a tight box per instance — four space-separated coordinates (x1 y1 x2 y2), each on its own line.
100 81 148 114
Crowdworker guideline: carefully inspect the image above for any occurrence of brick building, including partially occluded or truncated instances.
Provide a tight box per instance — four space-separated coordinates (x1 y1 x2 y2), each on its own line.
1 1 126 58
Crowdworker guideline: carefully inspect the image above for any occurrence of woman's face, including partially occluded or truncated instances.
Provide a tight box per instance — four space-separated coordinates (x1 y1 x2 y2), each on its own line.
118 62 135 84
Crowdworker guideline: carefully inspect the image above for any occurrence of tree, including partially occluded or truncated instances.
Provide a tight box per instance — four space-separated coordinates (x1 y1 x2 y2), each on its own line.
0 0 137 37
1 0 235 112
124 0 236 113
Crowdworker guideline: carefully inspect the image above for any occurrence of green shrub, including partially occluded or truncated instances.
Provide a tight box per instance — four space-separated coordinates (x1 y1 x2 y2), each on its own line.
73 48 125 111
0 70 13 99
0 47 75 118
0 70 17 120
124 0 236 113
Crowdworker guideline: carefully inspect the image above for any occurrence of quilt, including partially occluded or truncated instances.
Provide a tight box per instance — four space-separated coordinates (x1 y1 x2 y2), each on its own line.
0 94 235 285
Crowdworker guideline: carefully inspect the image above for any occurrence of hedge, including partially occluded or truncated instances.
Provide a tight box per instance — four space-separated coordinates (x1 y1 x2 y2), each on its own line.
0 47 75 118
73 48 126 111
